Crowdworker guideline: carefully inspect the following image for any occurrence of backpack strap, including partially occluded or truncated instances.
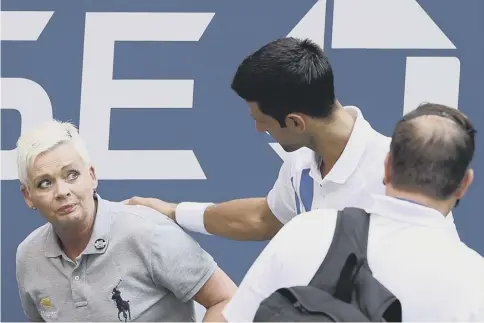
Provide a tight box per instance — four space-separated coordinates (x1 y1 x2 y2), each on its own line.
309 207 402 321
308 207 370 293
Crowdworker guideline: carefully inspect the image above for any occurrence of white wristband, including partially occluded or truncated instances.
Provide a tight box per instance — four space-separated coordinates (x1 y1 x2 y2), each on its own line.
175 202 214 235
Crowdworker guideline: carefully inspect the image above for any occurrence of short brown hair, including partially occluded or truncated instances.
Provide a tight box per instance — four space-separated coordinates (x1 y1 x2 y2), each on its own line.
390 103 476 199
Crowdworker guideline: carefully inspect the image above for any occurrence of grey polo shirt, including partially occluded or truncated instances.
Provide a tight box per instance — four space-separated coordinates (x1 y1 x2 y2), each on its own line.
16 195 217 321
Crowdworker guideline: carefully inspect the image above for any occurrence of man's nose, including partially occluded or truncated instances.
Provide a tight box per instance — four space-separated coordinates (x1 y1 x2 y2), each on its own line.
255 122 266 133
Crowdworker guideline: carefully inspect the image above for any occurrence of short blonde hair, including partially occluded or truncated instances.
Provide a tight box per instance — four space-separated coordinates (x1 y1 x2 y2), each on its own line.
16 120 90 184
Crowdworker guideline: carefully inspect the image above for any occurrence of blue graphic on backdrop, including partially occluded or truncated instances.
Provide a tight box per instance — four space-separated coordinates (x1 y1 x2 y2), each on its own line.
1 0 483 320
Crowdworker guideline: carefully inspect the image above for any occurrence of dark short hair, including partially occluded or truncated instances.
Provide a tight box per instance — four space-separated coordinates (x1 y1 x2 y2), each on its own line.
231 37 335 126
390 103 476 199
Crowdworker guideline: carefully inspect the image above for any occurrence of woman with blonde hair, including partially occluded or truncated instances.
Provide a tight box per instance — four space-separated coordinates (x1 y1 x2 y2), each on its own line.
15 120 235 322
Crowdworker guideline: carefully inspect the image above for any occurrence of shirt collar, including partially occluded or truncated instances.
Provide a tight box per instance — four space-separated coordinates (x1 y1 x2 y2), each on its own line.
44 226 62 258
310 106 372 184
44 194 113 258
367 194 456 230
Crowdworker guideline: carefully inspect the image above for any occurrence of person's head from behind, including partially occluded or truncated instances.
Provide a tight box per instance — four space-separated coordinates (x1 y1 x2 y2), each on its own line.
384 103 476 213
231 37 336 152
17 120 98 230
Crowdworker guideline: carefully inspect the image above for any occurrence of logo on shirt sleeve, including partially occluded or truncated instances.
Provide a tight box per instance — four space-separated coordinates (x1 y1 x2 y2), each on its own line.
39 297 58 319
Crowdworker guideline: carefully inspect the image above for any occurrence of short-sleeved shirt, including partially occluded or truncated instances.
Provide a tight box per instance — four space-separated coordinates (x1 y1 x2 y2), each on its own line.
266 106 459 234
16 195 217 322
223 196 484 321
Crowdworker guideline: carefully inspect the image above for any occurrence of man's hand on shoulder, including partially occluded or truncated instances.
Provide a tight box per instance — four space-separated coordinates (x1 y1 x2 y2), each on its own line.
123 196 177 221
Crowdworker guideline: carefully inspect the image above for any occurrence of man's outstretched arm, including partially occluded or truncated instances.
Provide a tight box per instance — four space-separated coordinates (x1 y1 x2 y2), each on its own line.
125 158 296 241
125 196 283 241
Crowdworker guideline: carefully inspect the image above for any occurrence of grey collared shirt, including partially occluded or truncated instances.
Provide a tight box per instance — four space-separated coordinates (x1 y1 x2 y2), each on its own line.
16 196 217 321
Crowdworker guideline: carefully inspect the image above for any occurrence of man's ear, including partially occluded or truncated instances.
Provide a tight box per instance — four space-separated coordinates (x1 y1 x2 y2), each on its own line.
455 168 474 200
383 153 392 185
21 184 34 209
285 114 306 132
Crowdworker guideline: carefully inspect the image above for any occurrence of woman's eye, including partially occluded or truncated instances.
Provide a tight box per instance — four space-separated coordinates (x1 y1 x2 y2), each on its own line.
38 180 51 189
67 170 80 181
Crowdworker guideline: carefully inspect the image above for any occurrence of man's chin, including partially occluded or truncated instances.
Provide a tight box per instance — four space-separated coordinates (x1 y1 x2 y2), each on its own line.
281 145 301 153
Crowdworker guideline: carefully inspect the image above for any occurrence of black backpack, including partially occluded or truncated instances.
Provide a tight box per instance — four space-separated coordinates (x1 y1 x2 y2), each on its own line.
253 207 402 322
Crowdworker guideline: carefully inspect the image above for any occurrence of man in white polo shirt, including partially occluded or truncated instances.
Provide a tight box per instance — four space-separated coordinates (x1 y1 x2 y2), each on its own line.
125 37 458 241
222 103 484 321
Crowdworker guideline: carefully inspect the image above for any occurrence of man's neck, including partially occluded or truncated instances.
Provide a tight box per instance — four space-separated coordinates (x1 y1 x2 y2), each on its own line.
309 106 356 176
386 186 453 216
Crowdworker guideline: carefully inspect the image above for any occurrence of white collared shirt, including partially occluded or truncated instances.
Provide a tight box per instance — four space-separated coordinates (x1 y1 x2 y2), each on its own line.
267 106 395 223
223 196 484 321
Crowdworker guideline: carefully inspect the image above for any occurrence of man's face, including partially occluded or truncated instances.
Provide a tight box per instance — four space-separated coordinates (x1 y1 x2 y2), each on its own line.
21 143 98 228
248 102 306 152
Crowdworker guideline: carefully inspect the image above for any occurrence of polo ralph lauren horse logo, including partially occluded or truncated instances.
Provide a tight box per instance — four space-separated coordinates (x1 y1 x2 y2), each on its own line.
111 279 131 322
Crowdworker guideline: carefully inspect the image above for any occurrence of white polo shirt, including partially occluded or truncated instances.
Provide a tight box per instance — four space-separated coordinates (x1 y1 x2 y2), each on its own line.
223 195 484 321
268 106 390 221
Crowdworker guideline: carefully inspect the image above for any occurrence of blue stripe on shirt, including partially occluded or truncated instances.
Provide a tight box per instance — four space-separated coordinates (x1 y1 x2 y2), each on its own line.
290 176 301 214
300 168 313 212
